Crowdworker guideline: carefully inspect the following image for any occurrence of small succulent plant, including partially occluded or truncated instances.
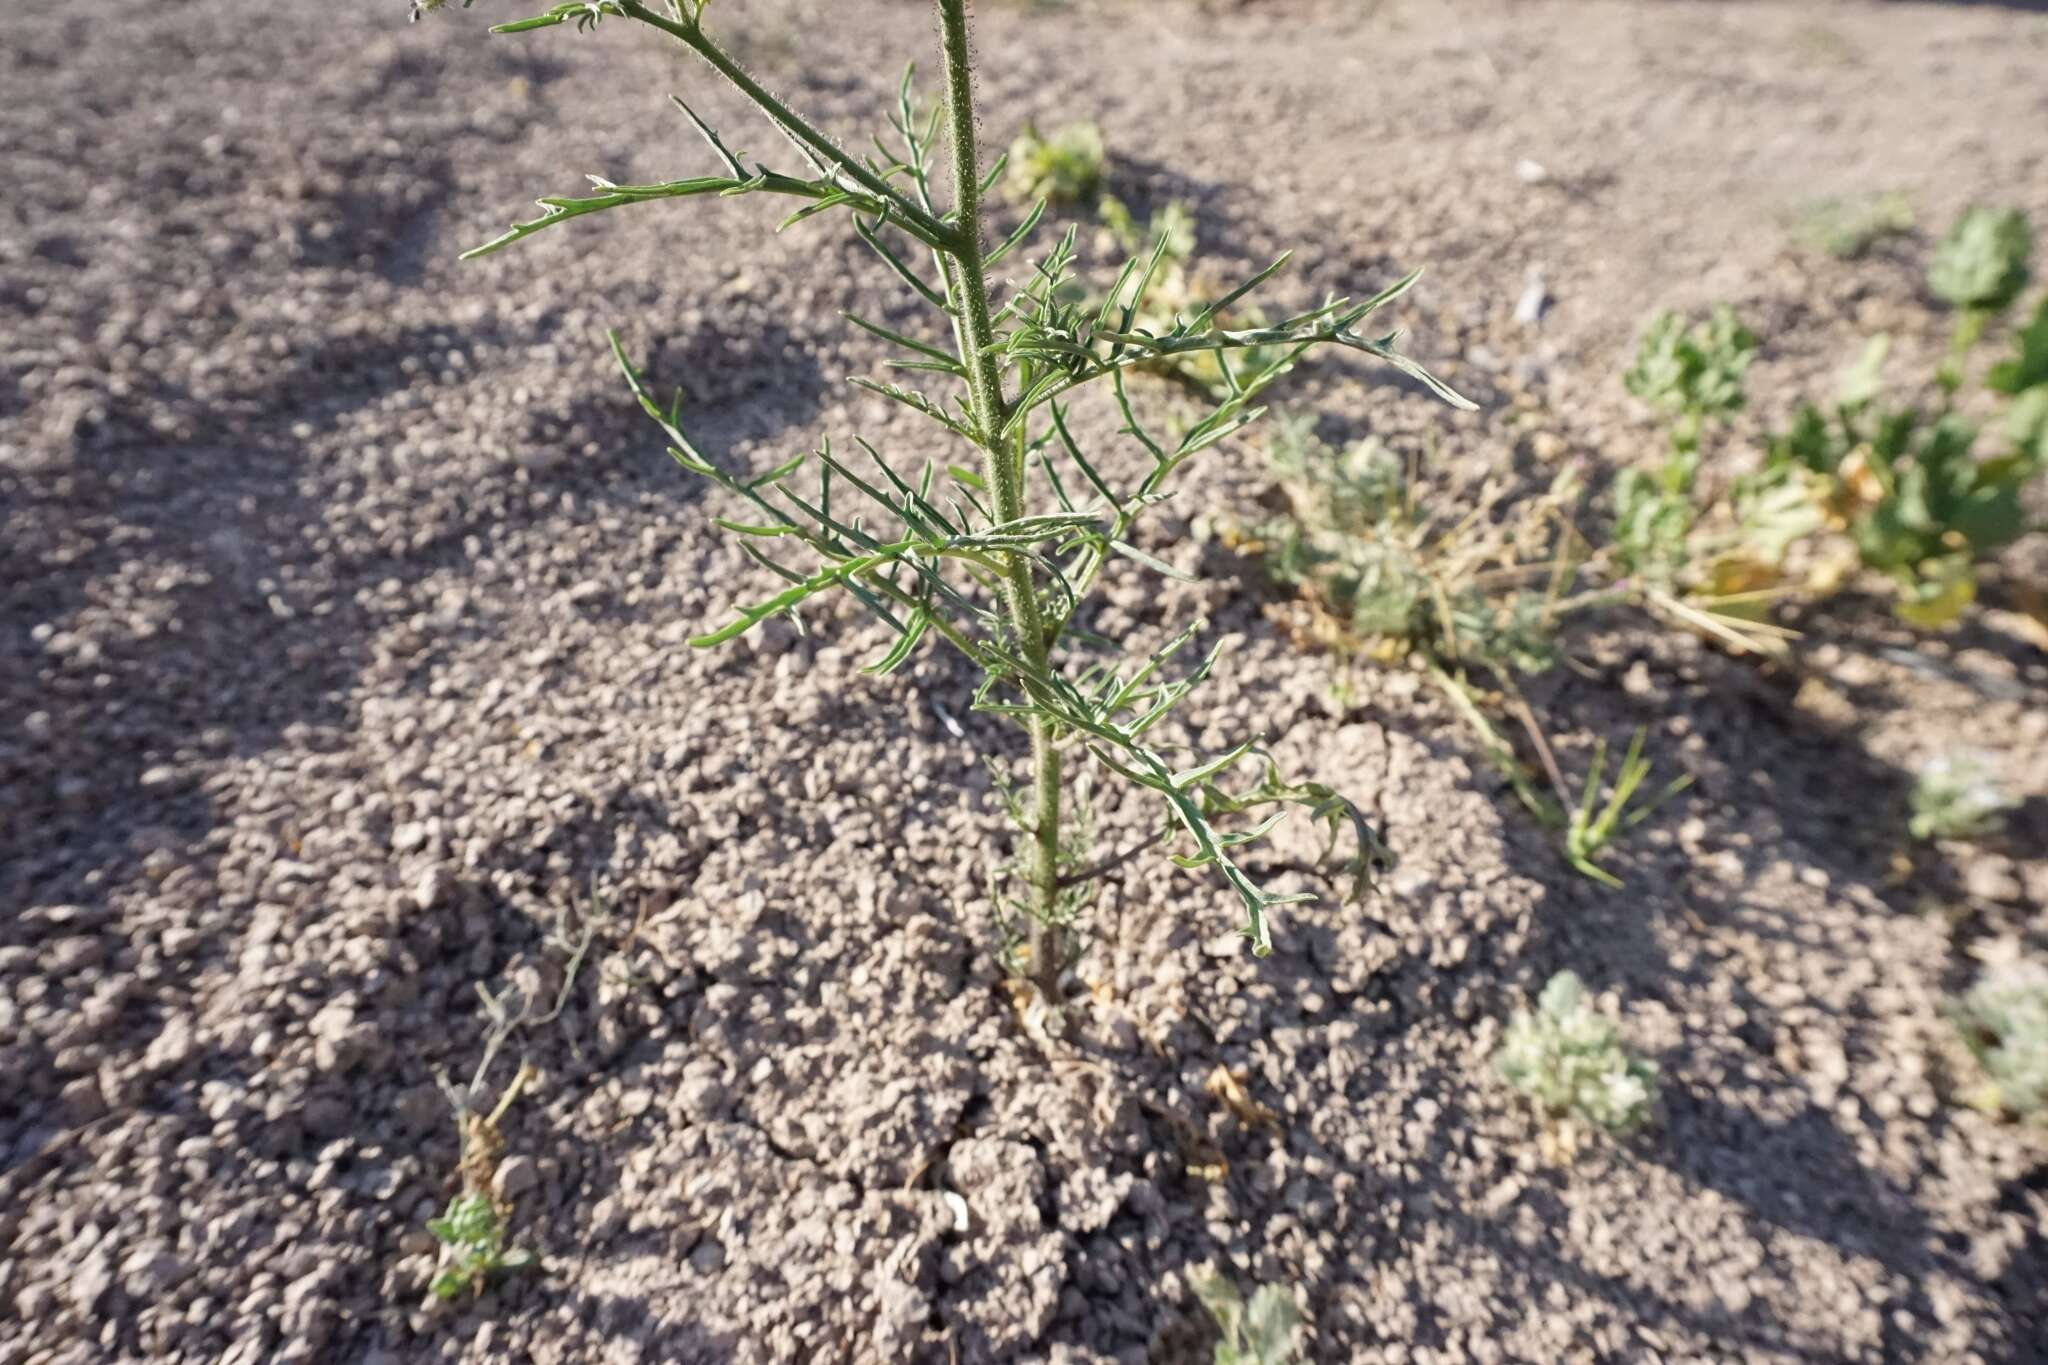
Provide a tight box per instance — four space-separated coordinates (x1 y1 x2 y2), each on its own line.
1193 1271 1303 1365
1498 971 1658 1139
1951 955 2048 1121
1910 750 2019 842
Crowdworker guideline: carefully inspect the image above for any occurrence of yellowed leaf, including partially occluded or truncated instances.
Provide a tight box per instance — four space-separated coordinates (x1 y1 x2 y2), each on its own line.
1205 1065 1281 1130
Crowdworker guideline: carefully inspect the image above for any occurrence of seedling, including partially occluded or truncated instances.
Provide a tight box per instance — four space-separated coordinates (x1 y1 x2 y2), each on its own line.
1192 1271 1302 1365
1950 952 2048 1122
418 893 610 1302
427 1133 538 1299
1498 970 1658 1148
1561 728 1693 889
1909 749 2019 842
425 0 1469 999
429 1045 539 1300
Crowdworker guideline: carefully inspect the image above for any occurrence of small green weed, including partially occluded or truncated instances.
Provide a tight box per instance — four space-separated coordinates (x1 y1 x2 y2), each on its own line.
1498 971 1658 1150
1910 750 2019 842
1193 1271 1302 1365
1616 306 1756 583
1561 728 1694 889
1930 205 2032 314
429 1188 537 1301
427 1054 539 1300
1951 952 2048 1121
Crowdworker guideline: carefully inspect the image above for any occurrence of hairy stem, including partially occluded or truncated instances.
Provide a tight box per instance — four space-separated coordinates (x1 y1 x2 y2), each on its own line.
934 0 1062 998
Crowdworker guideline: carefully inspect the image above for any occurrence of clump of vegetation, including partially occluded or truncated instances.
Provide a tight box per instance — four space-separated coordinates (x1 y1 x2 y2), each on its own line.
1951 954 2048 1122
1606 206 2046 630
1004 119 1107 206
1930 205 2032 317
1763 354 2038 624
1228 415 1695 885
1498 971 1659 1145
1246 416 1586 669
1193 1271 1303 1365
1793 191 1914 260
428 0 1469 1000
1617 305 1756 583
1910 750 2020 841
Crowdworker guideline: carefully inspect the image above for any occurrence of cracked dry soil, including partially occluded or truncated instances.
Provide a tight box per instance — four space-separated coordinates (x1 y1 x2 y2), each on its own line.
4 1 2047 1362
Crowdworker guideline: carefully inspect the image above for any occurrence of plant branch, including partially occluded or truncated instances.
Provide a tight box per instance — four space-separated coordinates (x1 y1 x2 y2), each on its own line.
611 0 953 245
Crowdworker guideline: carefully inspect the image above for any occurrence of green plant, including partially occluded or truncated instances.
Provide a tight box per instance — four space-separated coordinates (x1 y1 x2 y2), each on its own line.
425 1048 539 1300
1498 970 1658 1141
1193 1272 1302 1365
1618 212 2046 629
1793 191 1914 261
1005 119 1106 206
1909 749 2019 841
1951 953 2048 1121
1231 419 1699 886
1617 306 1756 582
1930 205 2032 314
1561 728 1692 888
1930 205 2032 392
1095 197 1289 399
428 0 1469 998
1766 340 2041 625
1241 418 1590 672
428 1189 536 1301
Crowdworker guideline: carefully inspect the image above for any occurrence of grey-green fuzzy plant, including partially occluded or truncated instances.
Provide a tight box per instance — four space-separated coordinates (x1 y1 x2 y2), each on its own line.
422 0 1469 998
1951 955 2048 1121
1498 970 1658 1138
1910 749 2020 842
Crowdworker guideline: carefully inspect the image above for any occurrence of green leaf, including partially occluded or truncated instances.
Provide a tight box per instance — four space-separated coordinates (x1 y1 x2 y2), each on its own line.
863 607 931 675
1988 298 2048 395
1929 205 2031 312
692 542 916 647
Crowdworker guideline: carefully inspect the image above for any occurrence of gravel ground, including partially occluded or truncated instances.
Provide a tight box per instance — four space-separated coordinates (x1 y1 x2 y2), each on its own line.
4 1 2047 1362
